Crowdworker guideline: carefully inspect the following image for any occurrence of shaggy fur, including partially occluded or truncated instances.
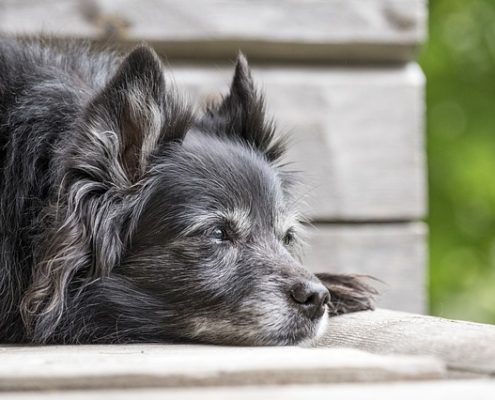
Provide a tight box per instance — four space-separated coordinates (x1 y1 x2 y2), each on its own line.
0 38 376 345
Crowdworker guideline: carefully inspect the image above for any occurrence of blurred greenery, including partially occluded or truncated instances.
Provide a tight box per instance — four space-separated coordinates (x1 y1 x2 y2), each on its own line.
420 0 495 323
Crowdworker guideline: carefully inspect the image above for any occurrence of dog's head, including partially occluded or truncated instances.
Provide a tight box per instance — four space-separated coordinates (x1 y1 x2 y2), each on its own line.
22 46 374 344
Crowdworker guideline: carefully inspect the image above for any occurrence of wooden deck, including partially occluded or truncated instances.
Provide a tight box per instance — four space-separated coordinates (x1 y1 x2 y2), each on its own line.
1 310 494 397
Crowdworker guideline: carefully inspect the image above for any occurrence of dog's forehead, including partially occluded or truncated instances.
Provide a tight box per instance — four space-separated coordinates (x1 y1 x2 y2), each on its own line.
168 133 296 226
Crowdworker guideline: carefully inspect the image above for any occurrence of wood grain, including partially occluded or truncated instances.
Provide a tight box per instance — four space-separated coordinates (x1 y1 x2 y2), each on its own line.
318 309 495 377
0 0 427 62
0 345 444 391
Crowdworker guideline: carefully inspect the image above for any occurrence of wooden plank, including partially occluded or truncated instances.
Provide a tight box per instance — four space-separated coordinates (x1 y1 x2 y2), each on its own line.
3 381 495 400
318 309 495 377
172 64 426 221
305 223 426 313
0 0 427 62
0 345 444 391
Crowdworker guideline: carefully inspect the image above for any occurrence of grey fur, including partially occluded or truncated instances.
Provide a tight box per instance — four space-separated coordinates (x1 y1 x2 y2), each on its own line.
0 38 375 345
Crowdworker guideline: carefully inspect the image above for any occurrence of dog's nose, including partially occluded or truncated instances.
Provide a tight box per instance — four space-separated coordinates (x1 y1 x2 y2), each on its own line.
289 281 330 320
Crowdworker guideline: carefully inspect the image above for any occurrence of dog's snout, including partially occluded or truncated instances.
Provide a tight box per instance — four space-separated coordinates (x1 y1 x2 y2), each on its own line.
289 281 330 320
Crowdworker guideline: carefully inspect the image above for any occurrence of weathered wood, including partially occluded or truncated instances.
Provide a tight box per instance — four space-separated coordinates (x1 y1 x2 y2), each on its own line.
318 309 495 377
305 223 426 313
172 64 426 221
3 381 495 400
0 0 427 62
0 345 444 391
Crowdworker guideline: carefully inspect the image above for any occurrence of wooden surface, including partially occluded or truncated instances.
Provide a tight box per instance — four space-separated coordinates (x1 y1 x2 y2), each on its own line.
173 64 426 221
3 381 495 400
306 223 426 313
0 0 426 62
2 310 495 397
0 346 444 391
318 309 495 377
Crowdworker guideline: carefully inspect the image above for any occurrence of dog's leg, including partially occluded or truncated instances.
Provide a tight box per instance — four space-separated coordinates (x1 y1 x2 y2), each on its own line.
315 273 378 316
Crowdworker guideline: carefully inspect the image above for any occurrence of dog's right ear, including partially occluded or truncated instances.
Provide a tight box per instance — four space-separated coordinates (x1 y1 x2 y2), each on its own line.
80 46 192 184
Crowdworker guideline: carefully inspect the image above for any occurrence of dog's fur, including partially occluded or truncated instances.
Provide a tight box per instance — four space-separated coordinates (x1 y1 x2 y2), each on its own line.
0 38 375 345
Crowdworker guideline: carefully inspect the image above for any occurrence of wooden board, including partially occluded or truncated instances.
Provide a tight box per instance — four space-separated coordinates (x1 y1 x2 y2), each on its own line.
0 345 444 392
172 64 426 221
0 0 427 62
318 309 495 377
306 223 426 313
3 381 494 400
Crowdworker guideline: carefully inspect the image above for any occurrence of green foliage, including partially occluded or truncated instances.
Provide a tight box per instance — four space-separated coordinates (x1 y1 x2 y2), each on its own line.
420 0 495 323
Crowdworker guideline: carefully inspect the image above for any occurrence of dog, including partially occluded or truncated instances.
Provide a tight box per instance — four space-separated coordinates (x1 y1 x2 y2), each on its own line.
0 38 375 345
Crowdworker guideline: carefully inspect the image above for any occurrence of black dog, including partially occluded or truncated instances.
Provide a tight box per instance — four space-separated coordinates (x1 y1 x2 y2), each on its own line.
0 39 375 344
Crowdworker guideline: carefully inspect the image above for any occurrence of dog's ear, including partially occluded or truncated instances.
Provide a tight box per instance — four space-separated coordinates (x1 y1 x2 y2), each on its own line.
198 53 285 162
20 47 193 342
315 273 378 316
82 46 192 183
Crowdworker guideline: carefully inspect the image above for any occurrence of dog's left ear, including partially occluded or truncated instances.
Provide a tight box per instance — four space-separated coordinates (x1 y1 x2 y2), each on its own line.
198 53 285 162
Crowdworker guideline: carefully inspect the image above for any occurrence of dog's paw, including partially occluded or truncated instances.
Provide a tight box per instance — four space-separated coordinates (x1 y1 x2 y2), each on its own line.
315 273 379 316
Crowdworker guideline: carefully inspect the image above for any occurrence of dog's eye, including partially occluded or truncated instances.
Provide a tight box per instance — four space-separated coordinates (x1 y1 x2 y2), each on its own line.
211 227 230 243
283 229 296 246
